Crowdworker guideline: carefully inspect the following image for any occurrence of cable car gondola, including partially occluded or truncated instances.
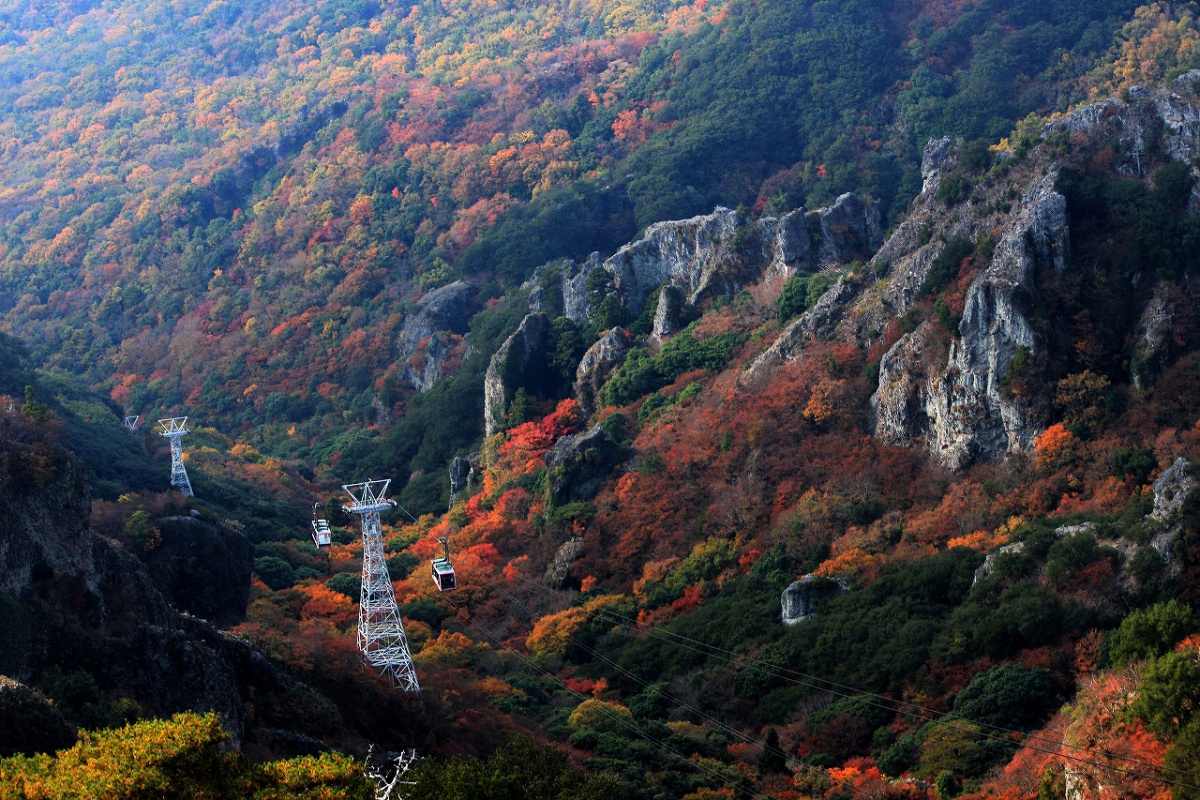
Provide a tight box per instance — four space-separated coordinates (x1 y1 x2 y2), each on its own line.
431 536 456 591
311 503 332 548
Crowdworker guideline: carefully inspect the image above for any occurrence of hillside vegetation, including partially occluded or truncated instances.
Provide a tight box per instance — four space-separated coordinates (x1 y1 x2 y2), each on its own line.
6 1 1200 799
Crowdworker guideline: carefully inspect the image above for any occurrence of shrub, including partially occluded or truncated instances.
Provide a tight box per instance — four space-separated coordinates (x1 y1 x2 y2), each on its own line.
253 556 295 590
918 237 974 299
603 326 744 407
325 572 362 600
959 139 994 174
386 552 420 580
936 171 970 206
778 273 810 322
1109 600 1196 667
1130 649 1200 737
950 664 1059 731
1111 447 1156 484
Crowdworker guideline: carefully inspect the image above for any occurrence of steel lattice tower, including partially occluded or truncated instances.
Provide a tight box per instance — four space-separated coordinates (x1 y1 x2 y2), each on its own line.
123 415 140 432
344 479 420 694
157 417 193 496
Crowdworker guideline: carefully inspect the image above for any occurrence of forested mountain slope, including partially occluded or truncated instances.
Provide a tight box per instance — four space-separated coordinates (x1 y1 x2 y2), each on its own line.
7 1 1200 799
0 0 1173 509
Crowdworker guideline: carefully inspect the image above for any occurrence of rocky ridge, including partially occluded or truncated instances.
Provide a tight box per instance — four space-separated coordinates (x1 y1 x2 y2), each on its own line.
744 74 1200 468
553 194 882 327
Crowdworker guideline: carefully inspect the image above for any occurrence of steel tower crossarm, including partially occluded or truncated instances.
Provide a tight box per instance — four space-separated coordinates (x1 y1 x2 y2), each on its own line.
343 479 420 694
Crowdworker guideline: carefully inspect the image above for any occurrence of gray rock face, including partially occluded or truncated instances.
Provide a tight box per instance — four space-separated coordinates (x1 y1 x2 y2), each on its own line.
0 676 75 757
396 281 477 391
972 541 1027 586
142 516 254 628
600 196 880 317
651 284 686 341
1133 282 1176 389
1050 72 1200 176
781 574 846 625
544 425 632 504
574 328 631 418
544 537 584 588
554 196 880 325
449 456 473 498
921 137 955 194
870 170 1063 469
562 254 602 324
484 313 552 436
1152 457 1195 521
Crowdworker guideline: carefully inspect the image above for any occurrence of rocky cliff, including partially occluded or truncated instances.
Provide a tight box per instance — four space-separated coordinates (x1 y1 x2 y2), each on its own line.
0 411 417 758
142 516 254 628
742 74 1200 468
483 312 553 437
556 194 882 326
869 165 1062 469
396 281 477 392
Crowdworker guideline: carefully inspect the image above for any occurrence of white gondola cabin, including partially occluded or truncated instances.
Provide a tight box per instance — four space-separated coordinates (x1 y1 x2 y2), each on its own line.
311 503 332 548
431 557 456 591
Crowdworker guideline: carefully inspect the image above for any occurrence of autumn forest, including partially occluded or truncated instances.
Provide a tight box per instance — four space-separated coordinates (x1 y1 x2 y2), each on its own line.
5 0 1200 798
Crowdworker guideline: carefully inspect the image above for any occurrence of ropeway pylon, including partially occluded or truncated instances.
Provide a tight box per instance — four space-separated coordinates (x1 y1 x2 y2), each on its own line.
157 417 193 496
344 479 420 694
123 415 140 432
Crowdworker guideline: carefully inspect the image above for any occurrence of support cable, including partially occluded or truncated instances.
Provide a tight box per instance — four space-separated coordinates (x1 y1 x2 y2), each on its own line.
441 592 775 800
488 580 795 769
509 575 1200 790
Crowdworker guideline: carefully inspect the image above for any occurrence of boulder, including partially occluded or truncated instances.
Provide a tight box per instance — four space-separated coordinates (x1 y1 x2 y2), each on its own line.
142 516 254 628
1152 457 1196 521
0 676 75 757
543 538 585 589
396 281 477 391
483 313 553 436
544 425 632 504
781 574 846 625
1132 282 1176 390
573 328 631 417
972 541 1026 586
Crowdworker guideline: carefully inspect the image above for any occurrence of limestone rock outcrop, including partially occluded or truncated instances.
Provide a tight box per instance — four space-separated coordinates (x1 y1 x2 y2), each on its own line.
870 170 1062 469
1152 457 1195 521
781 575 846 625
396 281 477 391
651 284 687 341
449 456 473 498
548 195 881 327
573 328 631 417
544 538 585 589
972 541 1027 587
1133 282 1176 390
484 313 552 436
601 195 881 317
544 425 633 504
